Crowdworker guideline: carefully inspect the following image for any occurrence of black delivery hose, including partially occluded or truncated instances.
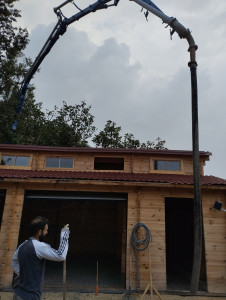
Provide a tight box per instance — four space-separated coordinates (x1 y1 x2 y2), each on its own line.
131 223 152 291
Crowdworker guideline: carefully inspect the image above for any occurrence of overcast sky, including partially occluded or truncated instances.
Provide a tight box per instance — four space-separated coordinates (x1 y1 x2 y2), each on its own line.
16 0 226 179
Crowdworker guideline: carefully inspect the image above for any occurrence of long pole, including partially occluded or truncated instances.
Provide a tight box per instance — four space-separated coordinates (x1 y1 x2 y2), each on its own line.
189 62 202 293
96 261 99 295
63 259 66 300
131 0 202 294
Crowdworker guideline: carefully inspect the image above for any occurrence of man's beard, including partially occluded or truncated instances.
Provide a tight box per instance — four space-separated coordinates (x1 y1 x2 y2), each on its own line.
39 232 46 242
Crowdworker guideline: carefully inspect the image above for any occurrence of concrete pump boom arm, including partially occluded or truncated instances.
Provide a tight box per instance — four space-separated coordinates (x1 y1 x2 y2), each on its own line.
14 0 197 130
132 0 198 63
13 0 120 130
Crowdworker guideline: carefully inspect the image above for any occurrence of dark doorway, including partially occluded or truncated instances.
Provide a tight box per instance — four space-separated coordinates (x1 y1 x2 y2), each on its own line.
0 190 6 230
18 191 127 291
165 197 207 291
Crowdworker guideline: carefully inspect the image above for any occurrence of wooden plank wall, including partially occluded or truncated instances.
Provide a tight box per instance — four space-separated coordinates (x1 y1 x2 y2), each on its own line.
127 187 166 291
202 191 226 293
0 184 24 288
28 151 198 175
1 148 208 176
132 156 150 174
35 153 134 173
0 179 225 293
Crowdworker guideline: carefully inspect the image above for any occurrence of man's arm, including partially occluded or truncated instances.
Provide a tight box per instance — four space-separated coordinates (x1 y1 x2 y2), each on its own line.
33 226 70 261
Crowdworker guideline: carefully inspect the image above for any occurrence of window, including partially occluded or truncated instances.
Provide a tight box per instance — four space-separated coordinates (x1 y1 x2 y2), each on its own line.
94 157 124 170
153 160 180 171
1 155 30 166
46 157 73 168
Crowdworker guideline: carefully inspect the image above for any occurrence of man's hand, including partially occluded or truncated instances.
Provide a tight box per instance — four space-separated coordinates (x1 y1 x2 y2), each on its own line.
61 224 70 234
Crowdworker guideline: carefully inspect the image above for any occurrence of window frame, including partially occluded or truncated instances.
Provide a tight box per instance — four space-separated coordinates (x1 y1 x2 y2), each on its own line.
45 157 74 169
151 158 183 173
0 154 31 169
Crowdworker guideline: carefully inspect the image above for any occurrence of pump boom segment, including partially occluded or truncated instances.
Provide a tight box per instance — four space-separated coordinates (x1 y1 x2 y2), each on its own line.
13 0 120 130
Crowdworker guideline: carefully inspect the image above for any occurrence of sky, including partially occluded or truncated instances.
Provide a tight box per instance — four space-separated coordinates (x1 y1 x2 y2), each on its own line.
15 0 226 179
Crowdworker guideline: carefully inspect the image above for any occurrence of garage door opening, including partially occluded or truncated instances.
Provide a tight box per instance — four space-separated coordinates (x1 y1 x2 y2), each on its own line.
165 197 207 291
18 191 127 292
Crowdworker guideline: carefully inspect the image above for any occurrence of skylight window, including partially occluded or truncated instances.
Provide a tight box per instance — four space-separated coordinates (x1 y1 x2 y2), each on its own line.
1 156 30 167
153 160 180 171
46 157 73 168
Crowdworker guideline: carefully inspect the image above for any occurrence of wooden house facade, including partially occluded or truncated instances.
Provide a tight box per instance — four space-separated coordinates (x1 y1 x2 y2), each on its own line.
0 144 225 294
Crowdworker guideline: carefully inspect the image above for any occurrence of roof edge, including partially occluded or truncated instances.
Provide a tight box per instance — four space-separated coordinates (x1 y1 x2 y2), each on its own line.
0 144 211 157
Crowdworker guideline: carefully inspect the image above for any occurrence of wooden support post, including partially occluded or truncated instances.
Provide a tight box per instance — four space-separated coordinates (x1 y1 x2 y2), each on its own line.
0 185 24 289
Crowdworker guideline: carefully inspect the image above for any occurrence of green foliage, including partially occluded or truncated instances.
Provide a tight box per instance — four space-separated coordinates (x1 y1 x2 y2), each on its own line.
0 98 96 146
38 101 96 147
123 133 141 149
0 0 30 98
0 0 37 144
0 86 45 144
92 120 122 148
0 0 29 63
93 120 166 150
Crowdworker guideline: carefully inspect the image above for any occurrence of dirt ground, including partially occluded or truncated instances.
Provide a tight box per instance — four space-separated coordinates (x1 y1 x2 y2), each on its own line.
1 292 226 300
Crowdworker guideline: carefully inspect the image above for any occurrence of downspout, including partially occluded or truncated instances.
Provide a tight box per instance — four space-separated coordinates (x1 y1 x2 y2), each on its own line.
130 0 202 294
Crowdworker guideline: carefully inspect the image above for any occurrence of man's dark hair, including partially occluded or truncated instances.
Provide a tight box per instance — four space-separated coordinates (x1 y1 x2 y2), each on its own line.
29 216 49 237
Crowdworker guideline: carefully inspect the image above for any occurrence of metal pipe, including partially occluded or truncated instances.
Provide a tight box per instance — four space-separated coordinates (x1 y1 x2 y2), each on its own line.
189 62 202 294
54 0 73 13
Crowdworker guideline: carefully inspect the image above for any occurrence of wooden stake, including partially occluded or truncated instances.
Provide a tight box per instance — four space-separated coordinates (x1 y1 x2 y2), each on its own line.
148 245 153 299
63 259 66 300
96 261 99 295
140 244 163 300
140 283 163 300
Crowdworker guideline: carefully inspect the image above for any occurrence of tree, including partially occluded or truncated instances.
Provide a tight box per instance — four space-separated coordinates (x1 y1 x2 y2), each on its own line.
0 90 45 145
140 137 166 150
0 0 39 143
123 133 141 149
0 0 28 61
0 96 96 146
0 0 29 98
92 120 123 148
93 120 166 149
37 101 96 147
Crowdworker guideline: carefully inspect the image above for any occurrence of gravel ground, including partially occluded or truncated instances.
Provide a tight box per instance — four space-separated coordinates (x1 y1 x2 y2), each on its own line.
1 292 226 300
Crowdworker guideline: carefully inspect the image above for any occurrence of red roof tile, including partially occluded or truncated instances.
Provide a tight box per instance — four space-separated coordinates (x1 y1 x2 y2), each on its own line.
0 169 225 186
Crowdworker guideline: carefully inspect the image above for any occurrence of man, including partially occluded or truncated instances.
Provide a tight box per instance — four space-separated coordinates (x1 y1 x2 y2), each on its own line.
11 216 70 300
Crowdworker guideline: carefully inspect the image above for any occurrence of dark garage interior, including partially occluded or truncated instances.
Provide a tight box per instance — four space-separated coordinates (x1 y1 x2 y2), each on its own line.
165 197 207 291
18 190 127 292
